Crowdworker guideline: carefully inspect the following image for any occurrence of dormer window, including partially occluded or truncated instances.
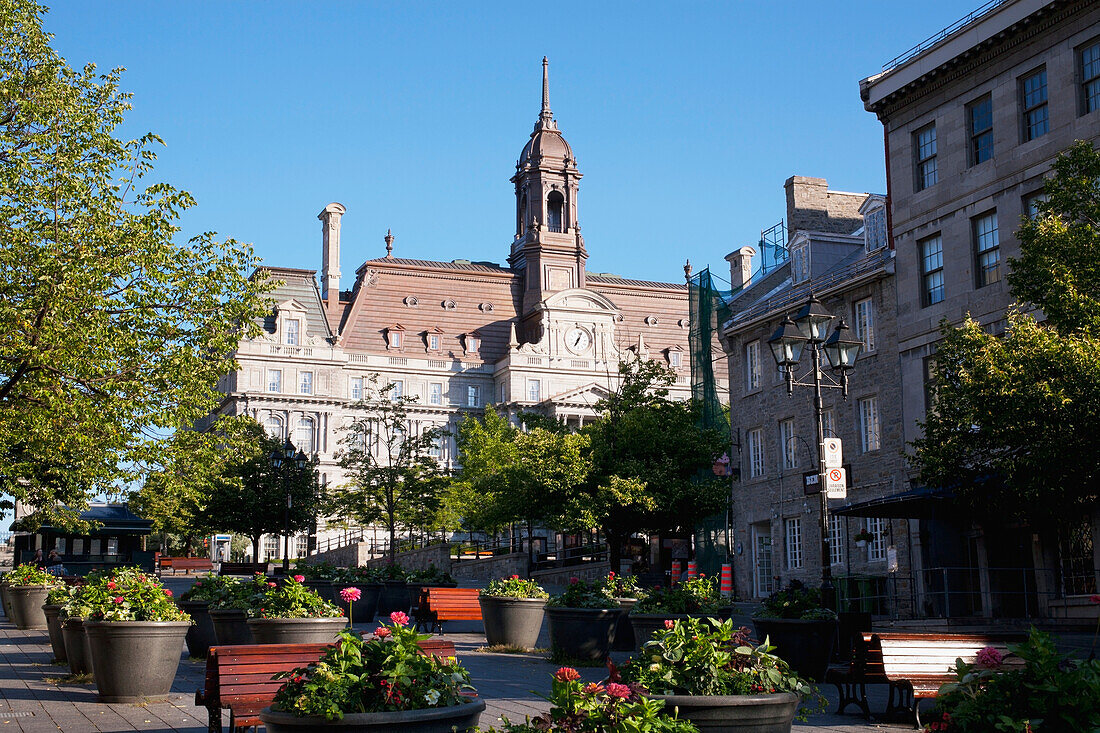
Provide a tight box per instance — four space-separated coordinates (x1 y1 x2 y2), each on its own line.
386 324 405 350
547 191 564 233
669 350 683 368
465 333 481 354
389 332 402 348
429 334 440 350
285 319 300 346
791 237 810 285
864 206 887 252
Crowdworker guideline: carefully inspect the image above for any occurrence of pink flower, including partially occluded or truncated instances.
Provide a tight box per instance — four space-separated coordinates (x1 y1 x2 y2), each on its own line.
976 646 1003 668
606 682 631 699
340 587 361 604
163 589 172 597
554 666 581 682
510 574 519 580
664 619 676 629
608 571 616 579
583 683 604 695
569 577 579 585
267 582 277 587
374 627 392 638
389 611 409 626
113 596 124 604
1090 594 1100 604
293 574 305 583
107 581 117 590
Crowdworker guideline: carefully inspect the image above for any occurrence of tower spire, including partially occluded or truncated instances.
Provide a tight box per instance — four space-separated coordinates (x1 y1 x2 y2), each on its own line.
541 56 551 120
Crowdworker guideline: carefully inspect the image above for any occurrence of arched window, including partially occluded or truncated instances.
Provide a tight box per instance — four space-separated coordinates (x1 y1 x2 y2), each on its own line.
547 191 564 233
264 415 284 440
294 417 316 453
518 194 528 235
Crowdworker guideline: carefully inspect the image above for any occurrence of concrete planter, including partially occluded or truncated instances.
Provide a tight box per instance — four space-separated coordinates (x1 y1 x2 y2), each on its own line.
8 585 52 629
43 604 67 663
84 620 189 702
479 596 546 649
653 692 800 733
61 618 93 675
337 583 380 623
209 608 254 645
0 584 12 619
751 618 837 682
247 616 348 644
260 699 485 732
179 600 217 658
546 606 622 662
612 598 638 651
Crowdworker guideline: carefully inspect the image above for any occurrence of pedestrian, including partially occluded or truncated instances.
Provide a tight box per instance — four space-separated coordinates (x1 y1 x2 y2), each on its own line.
32 548 43 566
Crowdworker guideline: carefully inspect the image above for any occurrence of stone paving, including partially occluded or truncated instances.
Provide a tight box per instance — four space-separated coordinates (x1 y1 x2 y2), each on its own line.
0 612 911 732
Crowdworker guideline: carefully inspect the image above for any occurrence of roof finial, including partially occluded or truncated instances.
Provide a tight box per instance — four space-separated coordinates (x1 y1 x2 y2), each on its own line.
540 56 552 122
384 229 394 258
684 259 693 281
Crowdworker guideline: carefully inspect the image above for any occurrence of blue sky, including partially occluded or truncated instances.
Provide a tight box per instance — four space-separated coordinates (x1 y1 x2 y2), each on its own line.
43 1 972 286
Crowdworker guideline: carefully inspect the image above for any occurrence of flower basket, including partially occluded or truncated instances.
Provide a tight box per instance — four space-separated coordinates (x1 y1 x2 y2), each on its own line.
248 616 349 644
478 575 548 649
84 620 190 702
259 700 485 732
652 692 800 732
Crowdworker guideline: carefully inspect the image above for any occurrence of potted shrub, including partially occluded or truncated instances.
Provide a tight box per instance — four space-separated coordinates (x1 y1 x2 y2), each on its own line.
546 577 622 662
259 612 485 731
0 571 14 619
43 584 73 663
247 574 347 644
631 576 728 652
852 530 875 549
81 567 193 702
58 578 99 676
604 571 647 652
6 563 61 629
751 581 837 682
621 616 825 732
178 573 239 657
485 666 697 732
478 575 548 650
208 573 262 645
335 566 381 623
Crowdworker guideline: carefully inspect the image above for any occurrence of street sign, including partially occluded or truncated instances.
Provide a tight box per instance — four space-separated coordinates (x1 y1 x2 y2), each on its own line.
825 467 847 499
802 471 820 495
823 438 843 468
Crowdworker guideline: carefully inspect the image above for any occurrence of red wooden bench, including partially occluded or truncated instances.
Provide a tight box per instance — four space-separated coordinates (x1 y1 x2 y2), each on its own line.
415 587 482 634
196 639 457 732
826 632 907 719
158 556 214 574
873 631 1024 728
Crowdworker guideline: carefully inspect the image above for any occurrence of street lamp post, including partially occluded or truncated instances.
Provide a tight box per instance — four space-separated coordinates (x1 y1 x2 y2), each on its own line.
768 296 863 610
271 439 308 574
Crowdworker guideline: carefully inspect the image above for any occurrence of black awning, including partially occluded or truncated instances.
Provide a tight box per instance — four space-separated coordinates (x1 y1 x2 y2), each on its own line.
13 504 153 536
833 486 955 519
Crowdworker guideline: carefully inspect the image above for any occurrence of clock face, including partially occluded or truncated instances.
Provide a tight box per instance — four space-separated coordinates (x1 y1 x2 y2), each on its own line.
566 327 591 354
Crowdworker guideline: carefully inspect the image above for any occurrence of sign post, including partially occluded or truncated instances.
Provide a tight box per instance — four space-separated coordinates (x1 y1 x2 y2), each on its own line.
824 467 847 499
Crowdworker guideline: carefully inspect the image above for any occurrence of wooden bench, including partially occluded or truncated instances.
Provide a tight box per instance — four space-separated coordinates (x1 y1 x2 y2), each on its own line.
826 632 908 720
874 631 1025 728
196 639 458 732
158 556 214 574
415 587 482 633
218 562 268 576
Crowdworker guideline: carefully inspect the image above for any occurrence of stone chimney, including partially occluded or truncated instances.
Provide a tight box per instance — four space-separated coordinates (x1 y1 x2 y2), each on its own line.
784 175 866 239
318 202 346 319
725 246 756 290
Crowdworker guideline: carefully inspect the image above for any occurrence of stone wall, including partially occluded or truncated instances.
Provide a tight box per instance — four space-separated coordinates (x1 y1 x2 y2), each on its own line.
531 561 611 591
301 542 372 568
450 553 528 585
363 543 451 572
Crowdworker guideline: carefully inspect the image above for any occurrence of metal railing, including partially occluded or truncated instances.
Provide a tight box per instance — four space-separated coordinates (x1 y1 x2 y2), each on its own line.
881 0 1010 72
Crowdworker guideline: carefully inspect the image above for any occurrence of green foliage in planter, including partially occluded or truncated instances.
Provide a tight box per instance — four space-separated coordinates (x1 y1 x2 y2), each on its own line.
405 564 455 585
480 574 548 599
6 563 62 586
46 584 72 605
60 567 190 623
602 570 646 600
297 562 340 581
271 613 476 720
547 577 618 610
752 580 836 621
334 566 382 584
621 617 825 720
253 576 344 619
925 628 1100 732
208 572 272 611
180 573 242 604
632 577 723 615
484 666 698 732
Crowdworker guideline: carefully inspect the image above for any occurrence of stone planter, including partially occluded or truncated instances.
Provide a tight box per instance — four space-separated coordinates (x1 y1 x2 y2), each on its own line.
376 580 410 617
304 579 335 604
43 604 67 663
259 698 485 732
630 611 731 652
179 600 217 658
7 585 52 629
0 584 12 619
752 617 837 682
653 692 800 733
84 620 189 702
479 596 546 649
612 598 637 651
337 583 380 623
209 608 254 645
61 618 93 675
247 616 348 644
546 606 622 662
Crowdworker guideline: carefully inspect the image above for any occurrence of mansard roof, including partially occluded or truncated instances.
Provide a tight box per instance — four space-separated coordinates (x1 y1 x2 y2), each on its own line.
254 267 333 341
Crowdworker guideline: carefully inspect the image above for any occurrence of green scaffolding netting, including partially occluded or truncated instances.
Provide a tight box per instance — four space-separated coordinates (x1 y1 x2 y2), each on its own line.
688 267 733 436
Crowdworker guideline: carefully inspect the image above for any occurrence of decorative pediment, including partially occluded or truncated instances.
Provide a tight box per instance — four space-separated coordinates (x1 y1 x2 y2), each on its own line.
276 298 309 314
543 288 618 313
548 382 611 406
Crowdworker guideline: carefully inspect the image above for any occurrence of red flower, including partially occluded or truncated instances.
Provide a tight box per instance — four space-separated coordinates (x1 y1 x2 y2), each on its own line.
606 682 631 699
975 646 1002 668
608 571 615 579
583 683 604 695
553 666 581 682
699 573 706 578
510 574 520 580
1090 594 1100 604
113 596 123 604
106 581 117 590
569 577 579 584
267 582 277 587
664 619 676 629
389 611 409 626
293 574 305 583
374 627 392 638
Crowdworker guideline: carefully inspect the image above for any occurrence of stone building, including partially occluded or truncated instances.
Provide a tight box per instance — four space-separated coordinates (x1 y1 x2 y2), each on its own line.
213 59 727 561
720 177 910 611
860 0 1099 617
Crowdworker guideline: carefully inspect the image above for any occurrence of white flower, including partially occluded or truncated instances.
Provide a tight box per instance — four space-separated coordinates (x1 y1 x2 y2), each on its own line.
649 664 660 672
424 689 441 705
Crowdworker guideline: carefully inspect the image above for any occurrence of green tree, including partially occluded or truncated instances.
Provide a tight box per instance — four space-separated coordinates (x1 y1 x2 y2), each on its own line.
911 141 1100 526
332 375 449 564
202 417 323 562
583 360 730 569
0 0 271 528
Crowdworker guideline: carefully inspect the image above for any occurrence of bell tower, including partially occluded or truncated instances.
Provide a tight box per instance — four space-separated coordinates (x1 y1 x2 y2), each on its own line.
509 58 587 316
